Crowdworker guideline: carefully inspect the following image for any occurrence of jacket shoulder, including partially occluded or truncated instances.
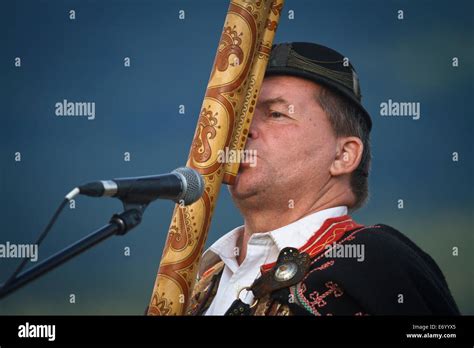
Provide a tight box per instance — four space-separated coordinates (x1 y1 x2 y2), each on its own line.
290 224 460 315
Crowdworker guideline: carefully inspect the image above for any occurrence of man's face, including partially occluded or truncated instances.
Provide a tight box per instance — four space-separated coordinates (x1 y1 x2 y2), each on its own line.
229 75 339 209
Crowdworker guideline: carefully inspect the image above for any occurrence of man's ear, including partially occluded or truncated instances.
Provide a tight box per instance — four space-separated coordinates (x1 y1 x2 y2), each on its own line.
330 136 364 176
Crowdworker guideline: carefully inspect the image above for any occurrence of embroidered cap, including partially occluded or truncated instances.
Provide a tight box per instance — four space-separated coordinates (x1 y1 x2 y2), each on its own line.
266 42 372 131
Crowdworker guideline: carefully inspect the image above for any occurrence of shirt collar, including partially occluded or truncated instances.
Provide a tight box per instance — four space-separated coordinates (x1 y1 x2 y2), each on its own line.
199 206 348 276
262 205 348 250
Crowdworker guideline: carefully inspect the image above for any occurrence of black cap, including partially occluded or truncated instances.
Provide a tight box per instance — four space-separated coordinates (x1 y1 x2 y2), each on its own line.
265 42 372 131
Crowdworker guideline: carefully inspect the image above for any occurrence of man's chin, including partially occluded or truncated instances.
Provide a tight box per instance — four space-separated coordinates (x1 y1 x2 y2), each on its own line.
229 171 260 200
229 187 258 202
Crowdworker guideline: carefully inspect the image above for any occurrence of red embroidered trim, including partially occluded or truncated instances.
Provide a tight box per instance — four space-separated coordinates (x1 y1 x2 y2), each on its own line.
260 215 364 273
291 225 381 316
302 225 381 281
202 265 218 279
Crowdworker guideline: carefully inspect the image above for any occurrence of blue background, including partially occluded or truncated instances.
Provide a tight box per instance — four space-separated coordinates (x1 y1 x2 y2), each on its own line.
1 0 473 314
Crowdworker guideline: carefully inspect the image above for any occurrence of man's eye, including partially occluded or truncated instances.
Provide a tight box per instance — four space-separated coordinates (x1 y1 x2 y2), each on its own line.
269 111 284 118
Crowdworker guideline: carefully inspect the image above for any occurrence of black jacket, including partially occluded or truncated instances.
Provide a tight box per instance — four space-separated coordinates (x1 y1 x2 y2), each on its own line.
281 224 460 315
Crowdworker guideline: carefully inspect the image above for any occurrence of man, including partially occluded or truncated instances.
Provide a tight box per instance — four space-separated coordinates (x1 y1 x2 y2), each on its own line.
187 42 460 316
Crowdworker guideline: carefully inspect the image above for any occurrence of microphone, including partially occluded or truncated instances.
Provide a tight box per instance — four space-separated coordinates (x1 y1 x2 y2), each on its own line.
73 167 204 205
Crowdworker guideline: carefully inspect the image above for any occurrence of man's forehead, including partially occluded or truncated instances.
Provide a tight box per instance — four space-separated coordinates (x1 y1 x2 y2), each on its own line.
258 96 291 108
258 75 322 107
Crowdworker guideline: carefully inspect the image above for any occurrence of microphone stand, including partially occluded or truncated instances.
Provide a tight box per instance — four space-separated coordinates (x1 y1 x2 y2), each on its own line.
0 202 147 300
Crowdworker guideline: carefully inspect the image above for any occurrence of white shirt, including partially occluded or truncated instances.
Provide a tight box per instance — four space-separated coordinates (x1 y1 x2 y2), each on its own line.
201 206 348 315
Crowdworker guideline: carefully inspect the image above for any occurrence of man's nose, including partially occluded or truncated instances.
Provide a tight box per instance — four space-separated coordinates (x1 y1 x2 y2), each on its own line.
247 111 261 139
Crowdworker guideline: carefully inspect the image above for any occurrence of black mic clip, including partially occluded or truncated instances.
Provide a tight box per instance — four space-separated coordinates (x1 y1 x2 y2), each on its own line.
111 203 146 236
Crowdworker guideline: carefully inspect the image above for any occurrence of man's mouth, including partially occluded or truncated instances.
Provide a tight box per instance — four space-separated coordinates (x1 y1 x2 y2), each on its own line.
239 161 257 174
242 151 257 165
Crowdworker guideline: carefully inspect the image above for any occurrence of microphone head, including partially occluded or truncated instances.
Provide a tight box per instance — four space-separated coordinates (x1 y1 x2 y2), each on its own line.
172 167 205 205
